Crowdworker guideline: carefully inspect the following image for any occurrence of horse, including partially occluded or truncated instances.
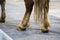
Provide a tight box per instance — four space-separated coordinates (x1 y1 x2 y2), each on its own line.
0 0 50 33
17 0 50 33
0 0 6 22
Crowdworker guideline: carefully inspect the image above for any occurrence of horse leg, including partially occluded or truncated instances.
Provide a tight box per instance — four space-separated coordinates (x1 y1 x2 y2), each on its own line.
0 1 6 23
17 0 34 31
41 0 50 33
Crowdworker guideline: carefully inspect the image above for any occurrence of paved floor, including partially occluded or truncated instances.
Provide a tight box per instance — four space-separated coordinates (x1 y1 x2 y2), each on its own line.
0 0 60 40
0 15 60 40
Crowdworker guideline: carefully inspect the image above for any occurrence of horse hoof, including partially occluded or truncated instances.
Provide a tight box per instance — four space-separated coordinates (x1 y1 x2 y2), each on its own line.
17 27 26 31
0 18 5 23
41 29 49 33
0 20 5 23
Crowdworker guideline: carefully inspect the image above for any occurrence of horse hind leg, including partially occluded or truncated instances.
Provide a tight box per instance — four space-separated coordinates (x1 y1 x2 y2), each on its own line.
17 0 34 31
41 0 50 33
0 1 6 23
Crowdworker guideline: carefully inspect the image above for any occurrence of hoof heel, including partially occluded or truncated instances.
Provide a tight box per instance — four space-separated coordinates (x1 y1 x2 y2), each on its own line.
41 29 49 33
17 27 26 31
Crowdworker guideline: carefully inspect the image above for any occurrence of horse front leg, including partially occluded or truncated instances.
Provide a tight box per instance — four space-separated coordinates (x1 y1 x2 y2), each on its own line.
0 1 6 23
17 0 34 31
41 0 50 33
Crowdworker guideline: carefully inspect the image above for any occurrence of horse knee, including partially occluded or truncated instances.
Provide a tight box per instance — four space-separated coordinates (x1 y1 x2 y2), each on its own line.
24 0 34 12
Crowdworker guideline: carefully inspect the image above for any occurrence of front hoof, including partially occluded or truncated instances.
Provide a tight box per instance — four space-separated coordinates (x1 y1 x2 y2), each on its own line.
41 29 49 33
17 26 26 31
0 18 5 23
0 20 5 23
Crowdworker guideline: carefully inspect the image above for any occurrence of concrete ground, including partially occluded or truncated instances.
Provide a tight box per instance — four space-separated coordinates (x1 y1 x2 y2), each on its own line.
0 0 60 40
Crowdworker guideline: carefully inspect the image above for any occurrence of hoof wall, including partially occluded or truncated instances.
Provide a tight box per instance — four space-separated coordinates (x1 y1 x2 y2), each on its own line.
0 20 5 23
17 27 26 31
41 29 49 33
42 30 49 33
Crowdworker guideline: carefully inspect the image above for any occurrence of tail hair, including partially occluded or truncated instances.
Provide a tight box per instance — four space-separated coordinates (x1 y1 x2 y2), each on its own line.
34 0 42 24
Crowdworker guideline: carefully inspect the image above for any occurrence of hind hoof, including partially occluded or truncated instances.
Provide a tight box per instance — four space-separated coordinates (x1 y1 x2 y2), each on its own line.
41 28 49 33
